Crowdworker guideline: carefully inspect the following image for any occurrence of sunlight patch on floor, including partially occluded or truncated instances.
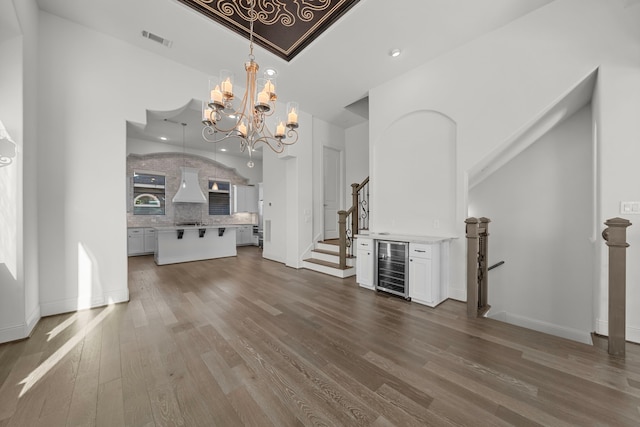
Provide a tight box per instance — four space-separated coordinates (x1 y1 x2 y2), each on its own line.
18 304 114 398
46 313 79 342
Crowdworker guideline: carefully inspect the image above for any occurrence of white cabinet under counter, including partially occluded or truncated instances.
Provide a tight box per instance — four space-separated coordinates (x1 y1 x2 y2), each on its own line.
408 242 442 306
356 238 374 290
355 233 454 307
236 225 254 246
127 227 157 256
144 228 156 254
153 225 237 265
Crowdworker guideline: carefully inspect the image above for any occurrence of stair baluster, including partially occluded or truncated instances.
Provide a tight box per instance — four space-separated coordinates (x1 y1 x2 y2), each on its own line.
338 177 369 270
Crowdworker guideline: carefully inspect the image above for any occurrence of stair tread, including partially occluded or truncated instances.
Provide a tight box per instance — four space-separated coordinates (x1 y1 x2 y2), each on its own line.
312 248 355 258
320 239 340 246
303 258 354 270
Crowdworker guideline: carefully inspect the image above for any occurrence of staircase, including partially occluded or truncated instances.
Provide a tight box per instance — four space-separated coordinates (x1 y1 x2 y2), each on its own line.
302 176 369 278
302 239 356 278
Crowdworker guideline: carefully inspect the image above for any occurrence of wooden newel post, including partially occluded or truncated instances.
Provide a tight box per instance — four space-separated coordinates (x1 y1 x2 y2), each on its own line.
338 210 348 269
465 218 480 318
351 183 359 235
602 217 631 357
479 217 491 311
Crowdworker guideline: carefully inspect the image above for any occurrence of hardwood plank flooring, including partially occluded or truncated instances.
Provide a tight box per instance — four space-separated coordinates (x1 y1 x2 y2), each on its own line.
1 246 640 426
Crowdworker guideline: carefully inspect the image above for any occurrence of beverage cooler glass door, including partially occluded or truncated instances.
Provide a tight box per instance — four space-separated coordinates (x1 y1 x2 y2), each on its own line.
375 240 409 299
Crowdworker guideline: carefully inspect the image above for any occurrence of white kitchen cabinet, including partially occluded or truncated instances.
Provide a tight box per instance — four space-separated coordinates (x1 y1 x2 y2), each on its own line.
127 228 144 255
233 185 258 213
128 227 156 256
236 225 254 246
144 228 156 254
356 237 374 289
408 242 443 307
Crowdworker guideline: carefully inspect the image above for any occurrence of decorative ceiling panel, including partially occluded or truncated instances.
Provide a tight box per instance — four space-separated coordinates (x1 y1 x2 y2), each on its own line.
176 0 360 61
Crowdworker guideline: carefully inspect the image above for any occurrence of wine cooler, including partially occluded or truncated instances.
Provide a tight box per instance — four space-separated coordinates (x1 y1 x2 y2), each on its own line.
375 240 409 299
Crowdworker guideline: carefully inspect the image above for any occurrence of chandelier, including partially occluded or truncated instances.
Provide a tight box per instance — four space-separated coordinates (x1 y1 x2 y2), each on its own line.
201 1 299 168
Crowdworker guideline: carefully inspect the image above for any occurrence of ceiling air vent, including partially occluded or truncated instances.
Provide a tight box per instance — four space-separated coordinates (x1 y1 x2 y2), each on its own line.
141 30 173 48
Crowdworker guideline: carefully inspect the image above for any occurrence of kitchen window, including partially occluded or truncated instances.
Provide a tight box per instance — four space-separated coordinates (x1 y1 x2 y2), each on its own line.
133 172 166 215
209 179 230 215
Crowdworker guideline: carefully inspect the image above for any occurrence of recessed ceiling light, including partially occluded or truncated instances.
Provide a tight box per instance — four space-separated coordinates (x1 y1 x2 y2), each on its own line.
220 148 227 152
390 48 401 58
160 136 168 141
264 68 278 78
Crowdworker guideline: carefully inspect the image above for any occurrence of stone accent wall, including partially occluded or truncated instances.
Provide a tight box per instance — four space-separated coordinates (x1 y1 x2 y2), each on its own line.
127 152 258 227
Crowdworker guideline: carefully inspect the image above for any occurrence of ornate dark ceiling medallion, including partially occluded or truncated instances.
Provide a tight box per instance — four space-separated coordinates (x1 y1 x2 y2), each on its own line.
176 0 360 61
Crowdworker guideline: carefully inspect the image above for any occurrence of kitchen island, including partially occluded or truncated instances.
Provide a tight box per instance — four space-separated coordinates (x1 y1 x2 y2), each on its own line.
153 225 238 265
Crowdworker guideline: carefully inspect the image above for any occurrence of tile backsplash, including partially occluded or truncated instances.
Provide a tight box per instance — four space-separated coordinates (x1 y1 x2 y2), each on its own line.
127 152 258 227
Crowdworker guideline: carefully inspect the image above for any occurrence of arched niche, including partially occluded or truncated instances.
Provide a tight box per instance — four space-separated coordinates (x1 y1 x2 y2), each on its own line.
371 110 457 235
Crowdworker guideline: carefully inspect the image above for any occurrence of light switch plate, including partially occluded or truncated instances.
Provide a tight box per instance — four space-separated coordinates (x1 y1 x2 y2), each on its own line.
620 201 640 214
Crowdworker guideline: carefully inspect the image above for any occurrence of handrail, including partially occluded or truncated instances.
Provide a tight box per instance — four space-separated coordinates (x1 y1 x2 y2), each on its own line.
355 176 369 193
488 261 504 271
338 176 369 269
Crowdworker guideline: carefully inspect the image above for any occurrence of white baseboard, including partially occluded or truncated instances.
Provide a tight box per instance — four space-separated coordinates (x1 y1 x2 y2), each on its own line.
489 310 592 344
596 318 640 344
40 289 129 317
447 286 466 302
25 305 41 336
489 311 507 322
262 251 285 265
0 305 42 344
0 323 29 344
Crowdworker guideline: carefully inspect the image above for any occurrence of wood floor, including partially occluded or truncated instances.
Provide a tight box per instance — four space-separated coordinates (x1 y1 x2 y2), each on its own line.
1 247 640 426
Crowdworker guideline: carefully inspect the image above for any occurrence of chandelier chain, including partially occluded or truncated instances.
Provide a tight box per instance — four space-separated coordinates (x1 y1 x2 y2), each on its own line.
248 0 255 61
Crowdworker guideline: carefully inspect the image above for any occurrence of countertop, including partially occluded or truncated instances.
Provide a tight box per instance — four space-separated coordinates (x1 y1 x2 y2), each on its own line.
355 232 457 244
152 224 254 231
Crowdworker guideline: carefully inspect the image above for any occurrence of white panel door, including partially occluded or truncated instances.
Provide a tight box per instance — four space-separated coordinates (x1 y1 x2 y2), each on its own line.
323 147 341 240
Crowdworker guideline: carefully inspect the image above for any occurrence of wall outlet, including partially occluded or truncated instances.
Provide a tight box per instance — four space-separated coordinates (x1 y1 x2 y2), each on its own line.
620 201 640 214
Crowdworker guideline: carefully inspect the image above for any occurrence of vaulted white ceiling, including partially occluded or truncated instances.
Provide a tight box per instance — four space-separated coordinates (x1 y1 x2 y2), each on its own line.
0 0 554 158
35 0 554 130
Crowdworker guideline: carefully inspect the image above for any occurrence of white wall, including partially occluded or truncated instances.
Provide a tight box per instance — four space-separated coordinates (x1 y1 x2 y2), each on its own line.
372 110 456 236
127 137 263 184
289 113 314 268
36 12 222 315
594 65 640 342
369 0 640 327
18 0 40 343
0 35 25 342
0 0 39 344
260 108 313 266
262 146 287 263
345 121 369 209
469 105 594 343
312 117 346 242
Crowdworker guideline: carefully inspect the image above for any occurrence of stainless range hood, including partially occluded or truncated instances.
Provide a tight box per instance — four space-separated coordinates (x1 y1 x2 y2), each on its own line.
172 167 207 203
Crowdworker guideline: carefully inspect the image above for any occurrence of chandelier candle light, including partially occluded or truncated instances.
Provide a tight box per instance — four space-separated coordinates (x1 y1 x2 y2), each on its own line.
202 0 300 168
